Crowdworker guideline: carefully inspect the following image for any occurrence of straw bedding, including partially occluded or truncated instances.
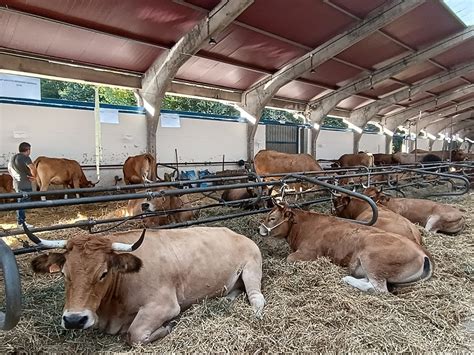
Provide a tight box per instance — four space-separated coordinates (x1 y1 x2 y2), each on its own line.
0 189 472 352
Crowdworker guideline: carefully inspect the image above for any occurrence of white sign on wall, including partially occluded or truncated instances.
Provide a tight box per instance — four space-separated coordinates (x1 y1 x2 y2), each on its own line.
0 74 41 100
99 108 120 124
160 113 181 128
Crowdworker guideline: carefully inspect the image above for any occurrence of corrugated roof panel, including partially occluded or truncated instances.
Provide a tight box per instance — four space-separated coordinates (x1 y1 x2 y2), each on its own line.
330 0 391 18
393 62 443 84
432 38 474 67
359 79 405 97
5 0 202 46
336 32 408 69
381 1 464 50
276 81 326 102
304 59 364 87
337 96 371 110
428 77 468 95
199 25 306 72
232 0 356 47
176 57 265 90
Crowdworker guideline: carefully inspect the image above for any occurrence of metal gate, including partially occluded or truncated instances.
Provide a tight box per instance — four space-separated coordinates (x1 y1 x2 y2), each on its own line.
265 124 302 154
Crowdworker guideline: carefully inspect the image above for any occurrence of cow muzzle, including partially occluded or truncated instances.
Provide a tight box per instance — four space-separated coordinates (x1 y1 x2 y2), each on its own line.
62 310 96 330
259 218 288 237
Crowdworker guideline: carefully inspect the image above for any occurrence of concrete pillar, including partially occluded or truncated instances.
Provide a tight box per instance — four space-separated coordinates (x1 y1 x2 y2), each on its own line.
428 139 435 151
385 135 393 154
310 127 321 158
353 132 363 153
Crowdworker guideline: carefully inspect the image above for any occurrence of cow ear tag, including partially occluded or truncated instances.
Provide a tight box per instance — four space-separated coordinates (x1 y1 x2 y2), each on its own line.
49 264 61 273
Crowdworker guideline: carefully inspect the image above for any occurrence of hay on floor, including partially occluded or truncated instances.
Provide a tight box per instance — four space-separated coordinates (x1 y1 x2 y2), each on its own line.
0 190 472 352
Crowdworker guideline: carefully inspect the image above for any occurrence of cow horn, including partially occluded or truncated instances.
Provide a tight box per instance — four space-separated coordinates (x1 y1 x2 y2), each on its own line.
330 190 341 197
22 223 67 249
111 229 146 252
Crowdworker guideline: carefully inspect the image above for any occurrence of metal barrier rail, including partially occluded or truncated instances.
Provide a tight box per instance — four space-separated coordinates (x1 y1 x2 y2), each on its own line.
0 238 22 330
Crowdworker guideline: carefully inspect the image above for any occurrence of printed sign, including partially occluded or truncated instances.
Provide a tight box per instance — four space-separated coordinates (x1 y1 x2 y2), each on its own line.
160 113 181 128
99 108 120 124
0 74 41 100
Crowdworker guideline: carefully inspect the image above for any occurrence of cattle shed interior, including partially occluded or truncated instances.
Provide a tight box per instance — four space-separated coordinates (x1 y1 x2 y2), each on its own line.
0 0 474 353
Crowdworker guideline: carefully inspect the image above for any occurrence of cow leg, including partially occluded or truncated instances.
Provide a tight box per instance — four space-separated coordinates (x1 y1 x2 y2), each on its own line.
287 250 313 262
39 182 49 201
126 296 180 345
241 262 265 318
425 215 440 232
72 178 81 199
225 288 244 302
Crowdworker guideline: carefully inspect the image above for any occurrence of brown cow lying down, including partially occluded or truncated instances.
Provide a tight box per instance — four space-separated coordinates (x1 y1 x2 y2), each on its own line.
331 152 374 168
126 188 196 227
27 227 265 345
363 187 465 234
123 153 156 184
333 194 422 245
259 204 433 293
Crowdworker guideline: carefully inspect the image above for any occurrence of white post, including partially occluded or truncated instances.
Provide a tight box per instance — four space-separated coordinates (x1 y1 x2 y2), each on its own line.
94 87 102 181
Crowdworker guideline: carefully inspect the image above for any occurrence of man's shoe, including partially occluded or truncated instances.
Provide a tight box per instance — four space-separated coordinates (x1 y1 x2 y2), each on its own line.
18 222 34 229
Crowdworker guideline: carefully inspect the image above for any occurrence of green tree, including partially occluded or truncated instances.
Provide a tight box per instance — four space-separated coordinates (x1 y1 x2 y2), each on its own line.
41 79 137 105
322 116 348 129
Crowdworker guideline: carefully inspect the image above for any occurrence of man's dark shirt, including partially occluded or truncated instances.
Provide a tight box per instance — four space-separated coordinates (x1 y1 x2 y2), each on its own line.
8 153 33 191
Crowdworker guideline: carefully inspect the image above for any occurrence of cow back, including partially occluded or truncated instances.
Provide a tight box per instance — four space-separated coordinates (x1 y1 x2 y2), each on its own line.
254 150 321 175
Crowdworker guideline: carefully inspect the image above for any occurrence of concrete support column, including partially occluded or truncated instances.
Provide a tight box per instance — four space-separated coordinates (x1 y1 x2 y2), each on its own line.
385 135 393 154
310 127 321 158
428 139 435 151
353 132 363 153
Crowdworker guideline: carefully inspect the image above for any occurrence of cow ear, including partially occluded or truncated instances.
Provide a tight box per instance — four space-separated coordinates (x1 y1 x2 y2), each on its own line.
108 253 143 274
31 253 66 274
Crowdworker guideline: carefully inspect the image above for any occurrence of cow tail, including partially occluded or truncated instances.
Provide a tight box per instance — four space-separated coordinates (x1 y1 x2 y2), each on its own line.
34 159 42 190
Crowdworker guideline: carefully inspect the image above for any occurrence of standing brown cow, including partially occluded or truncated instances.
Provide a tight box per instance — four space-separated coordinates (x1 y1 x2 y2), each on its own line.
254 150 322 193
331 152 374 168
373 153 395 166
34 157 97 195
123 154 157 185
0 173 14 203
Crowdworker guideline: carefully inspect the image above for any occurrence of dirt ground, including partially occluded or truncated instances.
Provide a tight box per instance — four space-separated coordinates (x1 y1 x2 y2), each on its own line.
0 188 472 352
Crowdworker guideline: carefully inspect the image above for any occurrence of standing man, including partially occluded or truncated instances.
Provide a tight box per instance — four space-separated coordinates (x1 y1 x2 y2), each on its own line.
8 142 36 228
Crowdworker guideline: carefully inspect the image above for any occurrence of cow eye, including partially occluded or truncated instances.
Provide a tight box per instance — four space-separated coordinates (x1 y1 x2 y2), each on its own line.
99 271 108 281
269 217 276 221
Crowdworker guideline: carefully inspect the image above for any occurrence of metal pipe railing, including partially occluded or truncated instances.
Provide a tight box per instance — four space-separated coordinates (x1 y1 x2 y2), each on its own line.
0 238 22 330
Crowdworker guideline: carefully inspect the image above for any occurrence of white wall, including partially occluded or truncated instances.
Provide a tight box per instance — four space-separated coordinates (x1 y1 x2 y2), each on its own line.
156 117 264 164
316 130 353 160
432 140 444 150
0 103 266 184
415 138 430 151
359 133 385 153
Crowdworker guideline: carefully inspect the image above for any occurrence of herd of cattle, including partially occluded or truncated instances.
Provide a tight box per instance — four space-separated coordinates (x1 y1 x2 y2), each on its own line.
0 148 471 345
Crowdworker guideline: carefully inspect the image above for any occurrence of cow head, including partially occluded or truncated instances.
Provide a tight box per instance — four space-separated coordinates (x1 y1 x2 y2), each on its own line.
259 203 294 238
80 178 99 188
362 187 391 204
26 226 145 330
451 149 467 161
332 195 351 217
